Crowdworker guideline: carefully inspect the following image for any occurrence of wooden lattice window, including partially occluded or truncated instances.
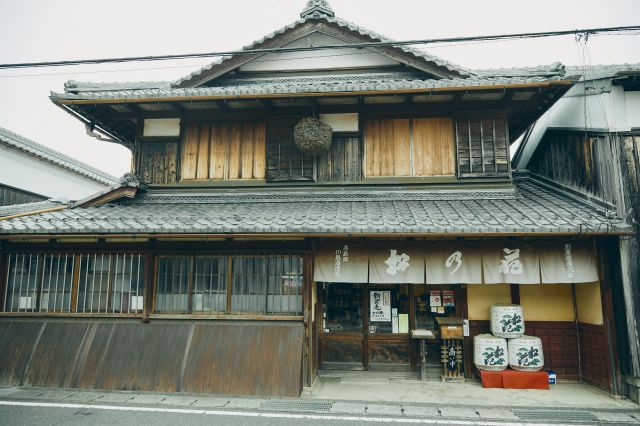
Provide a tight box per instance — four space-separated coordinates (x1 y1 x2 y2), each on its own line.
455 116 510 177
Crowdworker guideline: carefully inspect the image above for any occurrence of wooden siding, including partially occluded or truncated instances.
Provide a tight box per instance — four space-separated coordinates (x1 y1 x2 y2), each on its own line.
0 318 303 397
413 118 455 176
180 122 266 181
137 141 179 184
579 322 612 391
266 120 314 181
365 119 410 177
455 117 509 177
0 184 46 206
364 118 455 177
317 136 362 182
529 132 640 383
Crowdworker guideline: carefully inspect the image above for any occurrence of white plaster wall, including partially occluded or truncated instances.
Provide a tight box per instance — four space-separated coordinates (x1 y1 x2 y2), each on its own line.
625 91 640 128
0 145 109 200
239 32 400 72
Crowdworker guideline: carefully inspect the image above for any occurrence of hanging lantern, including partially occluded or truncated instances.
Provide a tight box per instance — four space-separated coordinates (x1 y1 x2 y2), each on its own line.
293 116 332 156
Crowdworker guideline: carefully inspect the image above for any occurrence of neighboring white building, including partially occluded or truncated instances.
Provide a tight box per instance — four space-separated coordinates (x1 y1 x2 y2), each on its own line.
513 64 640 169
0 126 117 205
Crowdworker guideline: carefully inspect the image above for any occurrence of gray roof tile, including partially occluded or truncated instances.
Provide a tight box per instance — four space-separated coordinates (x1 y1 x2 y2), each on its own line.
0 176 631 236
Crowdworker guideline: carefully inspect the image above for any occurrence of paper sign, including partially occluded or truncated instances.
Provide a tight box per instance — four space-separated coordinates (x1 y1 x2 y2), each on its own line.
443 290 455 307
399 314 409 334
370 290 391 322
429 290 442 307
463 319 470 337
392 308 399 333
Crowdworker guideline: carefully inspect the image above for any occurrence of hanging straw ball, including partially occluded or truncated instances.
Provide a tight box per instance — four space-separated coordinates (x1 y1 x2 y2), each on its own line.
294 116 333 156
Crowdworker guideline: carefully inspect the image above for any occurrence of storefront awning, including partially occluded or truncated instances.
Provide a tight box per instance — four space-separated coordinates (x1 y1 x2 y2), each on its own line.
314 240 598 285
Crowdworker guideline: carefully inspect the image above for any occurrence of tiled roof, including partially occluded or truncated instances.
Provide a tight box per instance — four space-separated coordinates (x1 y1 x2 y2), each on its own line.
0 200 68 218
564 63 640 80
51 74 570 102
0 175 630 236
0 126 118 185
474 62 566 78
171 12 472 88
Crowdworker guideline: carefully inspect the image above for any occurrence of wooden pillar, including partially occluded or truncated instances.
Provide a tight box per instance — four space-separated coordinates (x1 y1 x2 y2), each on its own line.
303 251 314 388
596 236 624 396
0 252 7 311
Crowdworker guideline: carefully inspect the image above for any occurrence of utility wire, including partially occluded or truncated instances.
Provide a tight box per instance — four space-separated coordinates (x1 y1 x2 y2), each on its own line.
1 25 639 70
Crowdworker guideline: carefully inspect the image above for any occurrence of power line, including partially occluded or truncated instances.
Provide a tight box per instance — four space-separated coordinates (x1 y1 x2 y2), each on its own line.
1 25 639 70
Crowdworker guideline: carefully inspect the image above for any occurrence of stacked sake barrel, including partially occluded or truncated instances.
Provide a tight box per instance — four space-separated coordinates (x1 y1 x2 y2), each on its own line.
474 304 544 372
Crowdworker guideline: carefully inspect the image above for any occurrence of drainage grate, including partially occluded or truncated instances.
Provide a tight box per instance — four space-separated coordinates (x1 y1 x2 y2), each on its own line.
512 409 598 422
260 399 333 413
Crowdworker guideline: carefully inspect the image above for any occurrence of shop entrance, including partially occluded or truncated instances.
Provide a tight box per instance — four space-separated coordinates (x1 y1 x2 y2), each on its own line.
318 283 461 372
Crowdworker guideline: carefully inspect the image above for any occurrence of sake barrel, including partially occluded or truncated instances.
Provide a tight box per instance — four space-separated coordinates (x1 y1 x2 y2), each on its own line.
508 335 544 372
474 334 508 371
490 304 525 338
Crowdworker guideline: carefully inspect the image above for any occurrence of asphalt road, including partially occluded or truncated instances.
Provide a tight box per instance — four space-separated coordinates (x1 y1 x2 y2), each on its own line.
0 403 552 426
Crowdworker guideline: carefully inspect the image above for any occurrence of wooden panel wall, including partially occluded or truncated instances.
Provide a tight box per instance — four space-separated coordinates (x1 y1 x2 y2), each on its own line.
266 120 314 181
0 318 303 397
455 116 509 177
413 118 455 176
137 141 179 184
579 322 612 390
180 122 266 181
0 184 46 206
364 119 410 177
317 136 362 182
364 118 455 177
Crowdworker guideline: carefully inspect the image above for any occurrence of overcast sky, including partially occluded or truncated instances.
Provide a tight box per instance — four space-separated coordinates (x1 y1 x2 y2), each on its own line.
1 0 639 177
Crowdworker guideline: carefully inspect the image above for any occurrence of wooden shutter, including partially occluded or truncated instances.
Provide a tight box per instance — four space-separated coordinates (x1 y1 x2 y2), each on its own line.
413 118 455 176
364 119 410 177
317 136 362 182
180 122 266 181
455 116 510 177
266 120 314 181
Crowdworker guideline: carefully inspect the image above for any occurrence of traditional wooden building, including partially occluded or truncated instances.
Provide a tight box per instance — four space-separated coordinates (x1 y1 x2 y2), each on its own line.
0 1 633 398
514 64 640 400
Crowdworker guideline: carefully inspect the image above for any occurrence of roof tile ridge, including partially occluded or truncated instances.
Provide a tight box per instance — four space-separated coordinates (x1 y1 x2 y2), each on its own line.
0 126 118 185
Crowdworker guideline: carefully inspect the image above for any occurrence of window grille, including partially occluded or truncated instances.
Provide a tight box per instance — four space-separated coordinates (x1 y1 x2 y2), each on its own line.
2 253 144 314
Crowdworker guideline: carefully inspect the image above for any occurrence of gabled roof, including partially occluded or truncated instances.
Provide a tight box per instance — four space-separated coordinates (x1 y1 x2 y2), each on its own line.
0 173 630 236
171 0 472 88
0 126 118 186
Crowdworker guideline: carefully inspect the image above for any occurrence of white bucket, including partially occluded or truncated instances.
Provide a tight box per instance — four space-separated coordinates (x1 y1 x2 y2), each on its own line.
508 335 545 371
474 334 508 371
490 304 525 338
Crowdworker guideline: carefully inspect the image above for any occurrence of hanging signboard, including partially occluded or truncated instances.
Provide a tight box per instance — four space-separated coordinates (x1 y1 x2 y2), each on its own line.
370 290 391 322
483 241 541 284
314 242 368 283
425 242 482 284
539 241 599 283
369 246 425 284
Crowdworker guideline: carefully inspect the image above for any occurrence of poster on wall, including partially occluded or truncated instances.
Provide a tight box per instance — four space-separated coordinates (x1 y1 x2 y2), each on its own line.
370 290 391 322
442 290 455 307
429 290 442 307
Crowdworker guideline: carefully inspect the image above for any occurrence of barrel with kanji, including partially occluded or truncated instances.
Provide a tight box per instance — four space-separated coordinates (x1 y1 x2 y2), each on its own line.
474 334 508 371
490 304 525 338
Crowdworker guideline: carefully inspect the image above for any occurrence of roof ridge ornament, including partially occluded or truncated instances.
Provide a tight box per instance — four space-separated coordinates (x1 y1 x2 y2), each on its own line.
300 0 335 19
